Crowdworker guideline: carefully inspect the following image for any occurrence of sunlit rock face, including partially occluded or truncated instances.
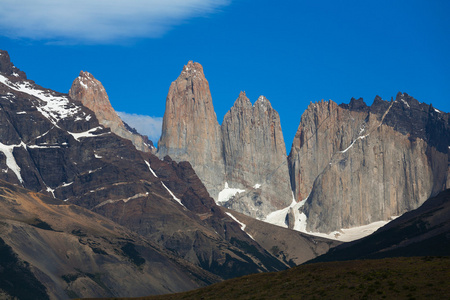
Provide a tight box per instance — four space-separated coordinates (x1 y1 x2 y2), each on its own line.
288 94 450 233
221 92 292 219
70 71 153 152
157 61 225 199
158 62 293 219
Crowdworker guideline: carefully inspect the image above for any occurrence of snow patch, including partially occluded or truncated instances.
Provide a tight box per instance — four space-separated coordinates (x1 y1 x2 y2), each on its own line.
16 111 26 114
340 134 369 153
253 183 261 189
400 98 410 108
217 182 245 204
264 193 307 228
144 160 158 177
59 182 73 188
264 193 396 242
0 74 85 126
0 142 25 183
46 186 55 198
68 126 107 141
27 145 61 149
303 220 394 242
79 81 88 89
225 212 254 240
161 182 184 207
434 108 442 113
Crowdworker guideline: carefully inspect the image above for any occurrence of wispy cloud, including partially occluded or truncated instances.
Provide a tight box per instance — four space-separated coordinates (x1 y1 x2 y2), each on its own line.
0 0 230 44
117 111 162 143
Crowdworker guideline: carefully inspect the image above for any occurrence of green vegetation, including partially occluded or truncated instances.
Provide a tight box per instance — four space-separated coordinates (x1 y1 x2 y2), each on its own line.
93 257 450 300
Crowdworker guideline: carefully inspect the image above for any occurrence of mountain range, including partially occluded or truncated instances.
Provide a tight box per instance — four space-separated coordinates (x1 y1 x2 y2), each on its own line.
157 60 450 239
0 49 449 299
0 50 339 298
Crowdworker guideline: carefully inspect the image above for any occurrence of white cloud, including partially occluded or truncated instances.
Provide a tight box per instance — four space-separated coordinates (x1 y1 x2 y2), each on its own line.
0 0 230 44
117 111 163 143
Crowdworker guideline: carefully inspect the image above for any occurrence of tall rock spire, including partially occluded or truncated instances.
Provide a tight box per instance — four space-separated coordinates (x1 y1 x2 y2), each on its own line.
157 63 293 219
69 71 152 152
221 92 292 218
157 61 225 197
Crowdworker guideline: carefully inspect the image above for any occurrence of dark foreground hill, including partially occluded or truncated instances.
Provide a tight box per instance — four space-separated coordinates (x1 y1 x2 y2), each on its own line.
87 257 450 300
0 180 219 299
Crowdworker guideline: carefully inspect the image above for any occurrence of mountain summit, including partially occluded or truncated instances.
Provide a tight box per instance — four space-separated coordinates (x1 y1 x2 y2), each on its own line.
158 62 292 219
69 71 153 152
158 61 225 198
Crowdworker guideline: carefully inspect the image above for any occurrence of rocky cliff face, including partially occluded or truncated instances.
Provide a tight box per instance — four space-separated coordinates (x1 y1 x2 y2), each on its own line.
288 94 450 233
0 50 289 286
69 71 153 153
158 63 292 219
157 61 225 198
221 92 292 218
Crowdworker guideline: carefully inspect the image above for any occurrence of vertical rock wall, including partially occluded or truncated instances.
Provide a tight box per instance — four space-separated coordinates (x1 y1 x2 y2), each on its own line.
158 63 292 219
157 62 225 198
221 92 292 218
288 94 450 233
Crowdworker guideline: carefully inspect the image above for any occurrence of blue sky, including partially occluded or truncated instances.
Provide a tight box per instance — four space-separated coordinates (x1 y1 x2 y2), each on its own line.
1 0 449 148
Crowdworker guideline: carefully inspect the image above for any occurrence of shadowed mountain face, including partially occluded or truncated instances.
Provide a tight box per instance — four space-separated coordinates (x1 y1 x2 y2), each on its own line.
0 180 219 299
0 50 288 287
288 95 450 233
308 189 450 263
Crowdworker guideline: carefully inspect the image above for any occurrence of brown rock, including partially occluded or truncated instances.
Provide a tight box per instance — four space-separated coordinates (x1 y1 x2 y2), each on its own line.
288 95 450 233
69 71 152 152
157 61 225 198
221 92 292 218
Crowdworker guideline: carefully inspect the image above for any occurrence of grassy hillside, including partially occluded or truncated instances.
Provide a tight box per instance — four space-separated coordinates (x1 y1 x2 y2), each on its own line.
94 256 450 300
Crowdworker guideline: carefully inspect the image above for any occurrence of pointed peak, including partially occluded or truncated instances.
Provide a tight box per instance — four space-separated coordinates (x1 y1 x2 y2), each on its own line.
233 91 251 108
78 70 95 80
180 61 204 78
348 97 368 111
254 95 273 109
0 49 26 79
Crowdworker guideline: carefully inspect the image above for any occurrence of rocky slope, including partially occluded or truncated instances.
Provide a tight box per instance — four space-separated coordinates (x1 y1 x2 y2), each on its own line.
309 188 450 262
69 70 153 152
0 50 301 286
0 180 218 299
220 207 341 266
288 95 450 233
158 63 292 219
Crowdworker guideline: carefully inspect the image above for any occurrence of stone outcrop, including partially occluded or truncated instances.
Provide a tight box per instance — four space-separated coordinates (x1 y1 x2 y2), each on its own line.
0 50 289 284
69 71 153 152
288 94 450 233
158 63 293 219
157 61 225 198
221 92 292 218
